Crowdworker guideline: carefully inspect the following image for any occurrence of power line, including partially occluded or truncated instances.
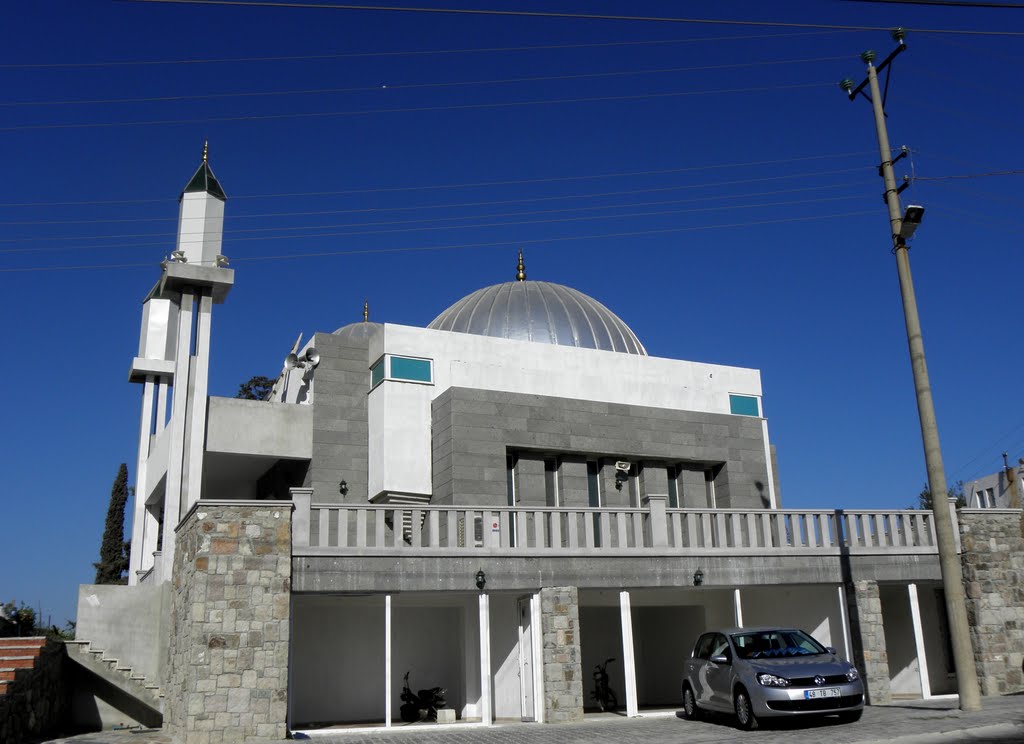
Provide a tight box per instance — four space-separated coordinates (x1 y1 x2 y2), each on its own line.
0 30 847 70
0 55 848 108
0 82 829 131
125 0 1024 36
0 151 874 208
0 209 877 272
0 193 867 251
0 180 865 228
911 170 1024 181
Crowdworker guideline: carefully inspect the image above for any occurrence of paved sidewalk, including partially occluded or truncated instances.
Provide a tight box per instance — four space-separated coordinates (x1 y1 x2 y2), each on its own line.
45 695 1024 744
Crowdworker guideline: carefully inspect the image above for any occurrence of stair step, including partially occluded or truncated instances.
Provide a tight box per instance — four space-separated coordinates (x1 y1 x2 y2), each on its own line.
0 637 45 649
0 669 17 681
0 681 10 695
0 657 35 669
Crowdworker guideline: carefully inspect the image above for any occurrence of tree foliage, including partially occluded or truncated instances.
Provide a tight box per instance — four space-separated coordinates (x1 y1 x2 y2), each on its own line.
0 600 36 638
94 463 131 584
910 479 967 511
236 375 275 401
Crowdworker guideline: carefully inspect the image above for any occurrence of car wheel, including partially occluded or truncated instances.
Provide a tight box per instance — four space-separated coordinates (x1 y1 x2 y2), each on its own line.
838 710 863 724
681 683 701 720
734 687 759 730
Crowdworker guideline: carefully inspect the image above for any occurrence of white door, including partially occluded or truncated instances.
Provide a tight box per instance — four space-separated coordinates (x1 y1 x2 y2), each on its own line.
518 597 536 721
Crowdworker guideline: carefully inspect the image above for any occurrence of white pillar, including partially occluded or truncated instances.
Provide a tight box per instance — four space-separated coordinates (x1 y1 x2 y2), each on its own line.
733 588 744 628
128 376 156 584
161 289 194 571
385 595 393 727
184 289 213 510
155 377 169 435
908 583 931 698
837 585 853 661
619 590 638 717
530 593 544 724
478 593 492 725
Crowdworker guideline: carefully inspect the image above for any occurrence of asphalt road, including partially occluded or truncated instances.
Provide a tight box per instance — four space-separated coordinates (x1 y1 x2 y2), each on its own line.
46 695 1024 744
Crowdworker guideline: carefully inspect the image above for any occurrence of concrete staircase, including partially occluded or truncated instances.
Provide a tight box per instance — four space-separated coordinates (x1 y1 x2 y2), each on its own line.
0 636 48 697
65 639 164 725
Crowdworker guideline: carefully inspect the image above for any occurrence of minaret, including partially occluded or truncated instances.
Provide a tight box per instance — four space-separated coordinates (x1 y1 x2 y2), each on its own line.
127 143 233 583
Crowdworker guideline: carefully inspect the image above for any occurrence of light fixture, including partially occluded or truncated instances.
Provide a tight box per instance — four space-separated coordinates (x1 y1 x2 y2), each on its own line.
693 568 704 587
169 250 187 263
899 205 925 240
475 569 486 591
338 480 348 496
216 254 230 267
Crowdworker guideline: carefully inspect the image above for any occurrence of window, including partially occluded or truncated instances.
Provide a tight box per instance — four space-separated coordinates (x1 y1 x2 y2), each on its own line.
693 633 716 660
667 465 679 508
369 354 433 388
729 394 760 417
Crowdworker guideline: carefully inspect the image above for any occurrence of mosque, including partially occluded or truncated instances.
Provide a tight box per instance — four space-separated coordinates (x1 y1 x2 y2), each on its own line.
70 148 1023 742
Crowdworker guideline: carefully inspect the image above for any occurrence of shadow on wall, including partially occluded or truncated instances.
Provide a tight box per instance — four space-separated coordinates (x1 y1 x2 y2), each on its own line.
70 664 162 732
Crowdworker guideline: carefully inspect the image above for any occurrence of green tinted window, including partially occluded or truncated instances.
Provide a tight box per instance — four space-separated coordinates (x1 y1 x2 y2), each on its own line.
390 356 432 383
729 394 760 417
370 358 385 388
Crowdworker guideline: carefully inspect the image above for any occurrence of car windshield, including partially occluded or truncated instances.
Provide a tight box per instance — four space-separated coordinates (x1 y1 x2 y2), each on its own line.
731 630 828 660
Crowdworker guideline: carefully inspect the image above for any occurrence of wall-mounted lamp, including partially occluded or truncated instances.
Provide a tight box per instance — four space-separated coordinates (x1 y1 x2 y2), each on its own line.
475 569 486 592
338 480 348 496
693 568 704 587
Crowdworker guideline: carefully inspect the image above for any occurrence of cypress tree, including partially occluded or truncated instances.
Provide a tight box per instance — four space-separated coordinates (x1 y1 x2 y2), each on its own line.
94 463 130 584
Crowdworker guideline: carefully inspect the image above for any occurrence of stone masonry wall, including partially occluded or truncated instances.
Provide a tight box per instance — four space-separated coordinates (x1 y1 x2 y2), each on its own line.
540 586 584 723
0 640 71 744
959 510 1024 695
845 579 891 705
165 503 291 744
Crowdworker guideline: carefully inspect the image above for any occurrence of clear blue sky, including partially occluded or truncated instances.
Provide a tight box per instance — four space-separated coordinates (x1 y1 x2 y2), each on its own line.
2 1 1022 627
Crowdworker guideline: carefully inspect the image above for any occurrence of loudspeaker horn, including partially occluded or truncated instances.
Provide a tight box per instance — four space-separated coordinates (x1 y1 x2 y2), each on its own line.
284 353 299 370
302 347 321 368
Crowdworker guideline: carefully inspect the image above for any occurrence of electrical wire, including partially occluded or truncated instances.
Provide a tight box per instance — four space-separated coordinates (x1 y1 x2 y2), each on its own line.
0 209 878 272
0 82 830 131
0 152 875 208
0 30 848 70
0 56 848 108
124 0 1024 36
0 193 868 252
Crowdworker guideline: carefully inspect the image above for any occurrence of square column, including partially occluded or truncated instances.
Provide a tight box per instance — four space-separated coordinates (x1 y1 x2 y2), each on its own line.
845 580 891 704
540 587 583 723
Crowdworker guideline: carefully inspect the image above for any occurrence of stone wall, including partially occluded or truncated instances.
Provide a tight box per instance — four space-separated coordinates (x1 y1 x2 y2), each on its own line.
959 509 1024 695
0 639 71 743
539 586 584 723
845 579 891 704
165 502 292 744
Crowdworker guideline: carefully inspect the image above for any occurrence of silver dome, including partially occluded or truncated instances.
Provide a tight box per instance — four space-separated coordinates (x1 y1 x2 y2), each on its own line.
428 281 646 355
332 321 382 341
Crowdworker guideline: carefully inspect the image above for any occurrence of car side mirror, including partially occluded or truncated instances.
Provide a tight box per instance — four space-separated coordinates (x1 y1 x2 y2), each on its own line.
826 647 837 655
710 654 730 665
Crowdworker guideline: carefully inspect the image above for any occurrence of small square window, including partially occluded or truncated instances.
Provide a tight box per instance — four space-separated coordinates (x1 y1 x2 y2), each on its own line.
729 394 760 417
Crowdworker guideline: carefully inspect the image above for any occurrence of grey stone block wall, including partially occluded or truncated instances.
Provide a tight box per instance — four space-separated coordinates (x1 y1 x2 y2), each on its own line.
310 331 372 507
431 387 770 509
959 510 1024 695
165 504 291 744
846 579 891 705
0 640 70 744
540 586 584 723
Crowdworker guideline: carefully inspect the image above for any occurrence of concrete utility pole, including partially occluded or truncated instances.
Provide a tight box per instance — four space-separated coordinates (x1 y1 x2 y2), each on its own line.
842 31 981 712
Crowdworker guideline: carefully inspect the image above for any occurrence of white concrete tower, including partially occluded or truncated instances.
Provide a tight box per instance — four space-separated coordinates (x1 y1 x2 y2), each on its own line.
127 143 233 583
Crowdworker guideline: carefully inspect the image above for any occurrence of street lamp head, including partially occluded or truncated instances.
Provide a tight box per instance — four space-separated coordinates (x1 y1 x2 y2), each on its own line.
899 205 925 240
860 50 877 64
890 27 907 45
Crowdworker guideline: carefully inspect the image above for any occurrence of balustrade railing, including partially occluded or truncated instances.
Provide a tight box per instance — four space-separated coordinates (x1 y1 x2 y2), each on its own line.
289 489 943 556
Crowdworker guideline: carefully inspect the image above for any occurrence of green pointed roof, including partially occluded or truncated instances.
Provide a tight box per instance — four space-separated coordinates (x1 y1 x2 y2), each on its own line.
180 142 227 201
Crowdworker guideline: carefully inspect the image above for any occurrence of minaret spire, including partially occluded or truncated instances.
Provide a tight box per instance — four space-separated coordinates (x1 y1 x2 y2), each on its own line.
202 139 209 163
515 249 526 281
363 300 369 322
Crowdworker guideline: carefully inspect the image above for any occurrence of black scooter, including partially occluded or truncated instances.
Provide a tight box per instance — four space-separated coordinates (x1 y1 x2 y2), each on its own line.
400 671 447 722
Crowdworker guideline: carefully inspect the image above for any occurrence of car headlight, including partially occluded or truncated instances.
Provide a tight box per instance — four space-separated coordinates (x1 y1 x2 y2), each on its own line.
845 667 860 682
757 673 790 688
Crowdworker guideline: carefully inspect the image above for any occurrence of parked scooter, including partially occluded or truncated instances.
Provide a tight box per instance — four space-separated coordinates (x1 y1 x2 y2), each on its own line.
400 671 447 722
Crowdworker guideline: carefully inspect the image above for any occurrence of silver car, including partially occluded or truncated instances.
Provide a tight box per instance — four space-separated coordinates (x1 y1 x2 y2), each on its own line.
681 627 864 730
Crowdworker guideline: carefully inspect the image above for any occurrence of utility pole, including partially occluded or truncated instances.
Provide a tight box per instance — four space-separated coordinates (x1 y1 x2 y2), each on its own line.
841 30 981 712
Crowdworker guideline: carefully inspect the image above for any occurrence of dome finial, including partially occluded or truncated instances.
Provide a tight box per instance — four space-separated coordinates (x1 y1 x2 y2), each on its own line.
515 249 526 281
202 140 209 163
363 299 369 322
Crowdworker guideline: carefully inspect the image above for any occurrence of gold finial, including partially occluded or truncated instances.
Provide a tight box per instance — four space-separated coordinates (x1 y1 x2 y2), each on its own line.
202 140 209 163
363 300 369 322
515 249 526 281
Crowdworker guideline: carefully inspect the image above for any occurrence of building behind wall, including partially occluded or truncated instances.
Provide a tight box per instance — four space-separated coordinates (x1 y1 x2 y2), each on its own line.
68 149 1024 741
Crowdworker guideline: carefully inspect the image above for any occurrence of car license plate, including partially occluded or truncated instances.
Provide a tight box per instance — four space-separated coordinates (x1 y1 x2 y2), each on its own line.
805 688 840 699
